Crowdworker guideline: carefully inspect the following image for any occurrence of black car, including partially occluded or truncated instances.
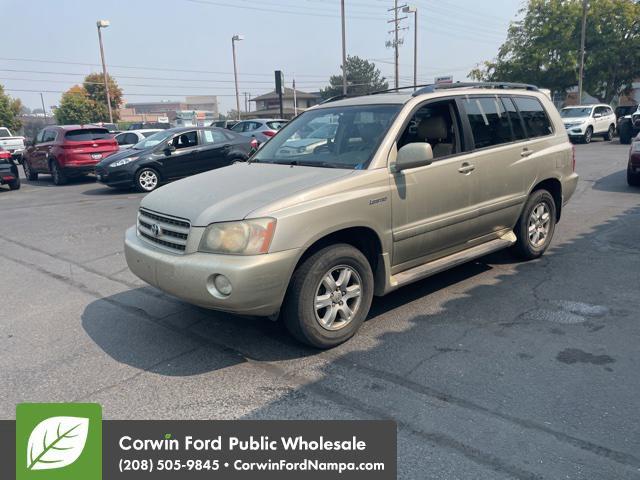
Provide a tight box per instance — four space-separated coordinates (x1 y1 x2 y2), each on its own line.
616 104 640 144
0 147 20 190
95 127 257 192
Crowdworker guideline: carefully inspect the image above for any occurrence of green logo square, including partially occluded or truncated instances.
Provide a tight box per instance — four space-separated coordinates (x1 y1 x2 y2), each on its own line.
16 403 102 480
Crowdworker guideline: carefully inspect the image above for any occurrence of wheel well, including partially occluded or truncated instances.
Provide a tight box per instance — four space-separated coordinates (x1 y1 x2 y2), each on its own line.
294 227 383 285
532 178 562 221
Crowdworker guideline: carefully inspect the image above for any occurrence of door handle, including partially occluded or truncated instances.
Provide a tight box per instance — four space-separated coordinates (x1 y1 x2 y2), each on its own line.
521 148 534 157
458 163 475 174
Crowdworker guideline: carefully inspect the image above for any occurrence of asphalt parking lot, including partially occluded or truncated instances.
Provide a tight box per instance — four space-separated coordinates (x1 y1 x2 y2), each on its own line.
1 140 639 479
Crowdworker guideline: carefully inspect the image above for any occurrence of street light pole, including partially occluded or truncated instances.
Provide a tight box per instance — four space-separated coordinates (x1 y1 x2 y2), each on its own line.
341 0 347 95
578 0 588 104
403 6 417 89
232 34 244 121
96 20 114 124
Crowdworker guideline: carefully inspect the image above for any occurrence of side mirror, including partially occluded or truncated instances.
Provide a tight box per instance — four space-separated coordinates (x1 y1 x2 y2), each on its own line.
163 142 176 155
392 143 434 172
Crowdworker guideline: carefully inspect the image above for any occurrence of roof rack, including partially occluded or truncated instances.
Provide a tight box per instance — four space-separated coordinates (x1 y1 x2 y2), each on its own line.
412 82 540 96
319 82 540 104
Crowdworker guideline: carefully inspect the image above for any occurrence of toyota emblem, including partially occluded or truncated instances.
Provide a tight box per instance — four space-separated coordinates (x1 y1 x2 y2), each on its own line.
151 224 162 237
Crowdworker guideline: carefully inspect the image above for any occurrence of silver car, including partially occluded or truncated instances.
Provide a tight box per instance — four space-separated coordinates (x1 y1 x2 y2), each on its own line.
114 129 162 150
230 118 287 144
125 82 578 348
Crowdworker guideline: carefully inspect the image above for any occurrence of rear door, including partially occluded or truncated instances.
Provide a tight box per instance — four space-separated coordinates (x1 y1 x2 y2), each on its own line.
160 130 201 179
197 129 236 172
460 95 534 239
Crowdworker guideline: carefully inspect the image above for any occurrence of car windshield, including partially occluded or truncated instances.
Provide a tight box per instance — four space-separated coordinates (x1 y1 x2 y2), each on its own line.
252 104 401 169
133 130 174 150
561 107 592 118
0 128 10 137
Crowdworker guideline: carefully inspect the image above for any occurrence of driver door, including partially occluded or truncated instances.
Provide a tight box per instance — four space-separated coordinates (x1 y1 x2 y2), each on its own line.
158 130 201 179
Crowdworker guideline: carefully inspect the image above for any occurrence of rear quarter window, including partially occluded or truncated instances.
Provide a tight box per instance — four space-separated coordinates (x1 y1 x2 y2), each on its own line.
513 97 553 138
64 129 111 141
266 121 287 130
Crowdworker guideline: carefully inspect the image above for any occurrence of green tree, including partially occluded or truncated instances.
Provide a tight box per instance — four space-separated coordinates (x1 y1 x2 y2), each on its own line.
0 84 23 132
320 56 389 99
470 0 640 103
83 73 123 121
54 86 96 125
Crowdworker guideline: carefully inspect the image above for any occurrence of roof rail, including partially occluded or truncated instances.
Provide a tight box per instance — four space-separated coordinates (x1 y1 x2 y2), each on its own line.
412 82 540 96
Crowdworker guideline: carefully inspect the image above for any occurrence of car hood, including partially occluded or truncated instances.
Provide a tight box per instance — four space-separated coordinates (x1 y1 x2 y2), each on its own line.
562 117 588 124
140 162 355 226
96 148 146 166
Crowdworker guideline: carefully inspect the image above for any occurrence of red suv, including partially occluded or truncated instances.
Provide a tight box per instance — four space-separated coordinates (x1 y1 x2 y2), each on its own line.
23 125 118 185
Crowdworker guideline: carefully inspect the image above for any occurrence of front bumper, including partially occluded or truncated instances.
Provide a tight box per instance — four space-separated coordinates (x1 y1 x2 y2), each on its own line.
564 125 586 136
124 226 300 316
96 165 134 187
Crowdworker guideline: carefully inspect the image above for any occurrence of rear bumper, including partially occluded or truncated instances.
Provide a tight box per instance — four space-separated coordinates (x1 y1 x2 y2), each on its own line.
124 226 300 316
0 165 18 184
562 172 579 206
61 165 96 176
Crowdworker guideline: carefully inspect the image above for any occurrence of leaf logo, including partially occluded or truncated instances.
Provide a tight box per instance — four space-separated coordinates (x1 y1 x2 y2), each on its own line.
26 416 90 471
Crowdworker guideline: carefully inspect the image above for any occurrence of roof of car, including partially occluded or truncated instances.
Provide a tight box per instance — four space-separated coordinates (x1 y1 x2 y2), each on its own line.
50 125 113 131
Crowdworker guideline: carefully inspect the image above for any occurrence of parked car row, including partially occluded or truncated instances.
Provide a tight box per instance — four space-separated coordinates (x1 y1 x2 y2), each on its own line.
560 104 617 143
0 127 25 160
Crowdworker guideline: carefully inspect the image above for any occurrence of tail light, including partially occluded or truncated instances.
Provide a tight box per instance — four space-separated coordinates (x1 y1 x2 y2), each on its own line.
571 145 576 171
0 151 10 160
262 130 276 138
250 138 259 149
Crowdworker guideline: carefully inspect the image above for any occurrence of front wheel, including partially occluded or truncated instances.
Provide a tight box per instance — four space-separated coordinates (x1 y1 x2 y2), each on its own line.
604 124 615 141
513 190 557 260
23 160 38 181
282 244 374 349
135 168 161 192
583 126 593 144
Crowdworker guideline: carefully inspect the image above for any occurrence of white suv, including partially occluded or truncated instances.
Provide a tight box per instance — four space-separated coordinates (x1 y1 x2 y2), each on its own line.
560 104 616 144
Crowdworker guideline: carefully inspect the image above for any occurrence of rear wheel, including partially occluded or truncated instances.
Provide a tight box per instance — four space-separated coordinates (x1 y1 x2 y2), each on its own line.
619 124 633 144
23 159 38 181
282 244 374 349
8 175 20 190
50 159 67 185
583 126 593 144
604 124 615 141
513 190 557 260
628 165 640 187
135 167 160 192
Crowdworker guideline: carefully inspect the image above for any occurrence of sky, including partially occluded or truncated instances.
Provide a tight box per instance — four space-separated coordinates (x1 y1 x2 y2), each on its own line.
0 0 524 115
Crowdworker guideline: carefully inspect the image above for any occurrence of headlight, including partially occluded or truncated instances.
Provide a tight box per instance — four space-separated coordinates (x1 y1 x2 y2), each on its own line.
199 218 276 255
109 156 138 167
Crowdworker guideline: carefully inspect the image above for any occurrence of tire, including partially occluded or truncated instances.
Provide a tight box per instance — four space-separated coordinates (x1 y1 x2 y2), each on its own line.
8 175 20 190
628 166 640 187
513 190 557 260
282 244 374 349
135 167 161 192
604 124 615 141
23 160 38 181
619 124 633 144
583 126 593 144
50 159 67 185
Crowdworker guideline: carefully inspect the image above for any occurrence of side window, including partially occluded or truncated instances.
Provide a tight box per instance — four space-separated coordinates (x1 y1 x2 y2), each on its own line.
125 133 139 145
35 130 45 144
202 129 227 145
513 97 553 138
398 99 462 158
172 131 198 150
462 96 513 149
115 133 127 145
230 122 244 133
43 130 57 143
502 97 527 141
247 122 261 132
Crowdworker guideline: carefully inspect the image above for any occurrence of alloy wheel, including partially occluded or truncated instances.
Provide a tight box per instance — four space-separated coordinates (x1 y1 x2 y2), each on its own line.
138 170 158 191
528 202 551 248
314 265 362 331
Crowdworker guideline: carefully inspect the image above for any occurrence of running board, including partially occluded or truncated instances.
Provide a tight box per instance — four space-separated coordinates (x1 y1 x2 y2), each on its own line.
389 232 517 290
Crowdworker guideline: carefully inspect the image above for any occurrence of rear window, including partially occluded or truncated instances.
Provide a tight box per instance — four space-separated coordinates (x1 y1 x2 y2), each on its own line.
266 121 287 130
64 128 111 141
513 97 553 138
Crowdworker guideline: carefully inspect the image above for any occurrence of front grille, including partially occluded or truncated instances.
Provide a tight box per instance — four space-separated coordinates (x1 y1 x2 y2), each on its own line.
137 208 191 253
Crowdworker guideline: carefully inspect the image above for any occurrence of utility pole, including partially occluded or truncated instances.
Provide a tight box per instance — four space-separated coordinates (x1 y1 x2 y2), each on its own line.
578 0 588 104
293 76 298 116
40 93 47 123
387 1 408 89
232 34 244 121
403 5 417 88
341 0 348 95
243 92 248 114
96 20 114 124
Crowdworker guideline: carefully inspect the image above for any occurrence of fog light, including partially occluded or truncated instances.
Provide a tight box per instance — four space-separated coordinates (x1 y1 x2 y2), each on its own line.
213 274 232 296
